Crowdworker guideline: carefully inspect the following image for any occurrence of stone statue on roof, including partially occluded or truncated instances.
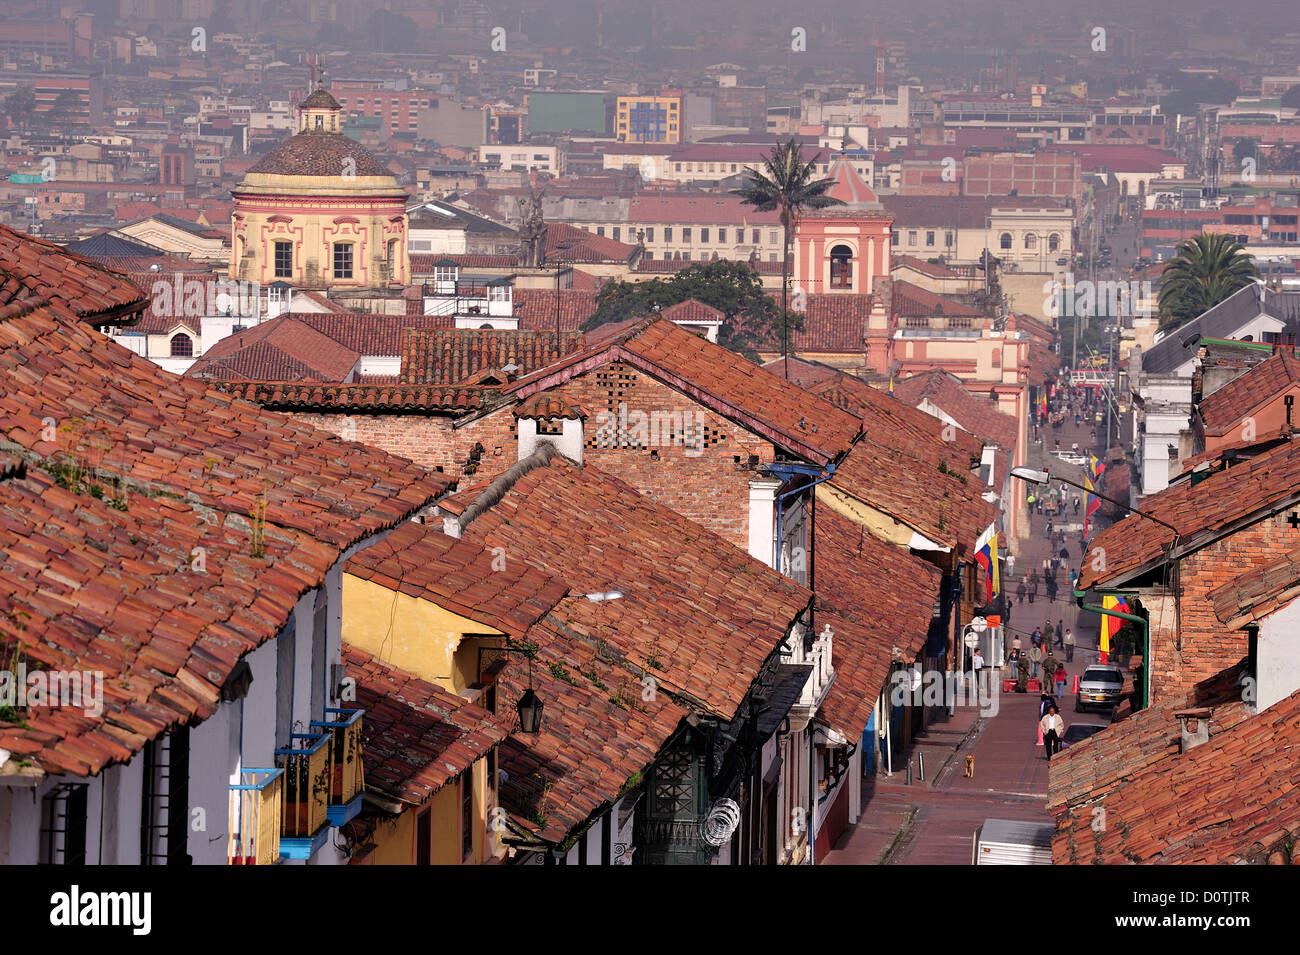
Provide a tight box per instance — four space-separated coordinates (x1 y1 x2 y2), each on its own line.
518 187 547 268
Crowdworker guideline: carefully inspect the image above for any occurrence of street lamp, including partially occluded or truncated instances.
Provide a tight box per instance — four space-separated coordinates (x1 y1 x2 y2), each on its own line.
1009 466 1179 537
483 645 546 734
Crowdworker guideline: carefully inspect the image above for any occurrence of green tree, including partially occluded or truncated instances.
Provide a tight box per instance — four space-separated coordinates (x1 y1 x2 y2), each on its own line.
1281 84 1300 110
49 90 82 123
581 260 791 362
731 137 844 375
4 88 35 129
1157 233 1261 332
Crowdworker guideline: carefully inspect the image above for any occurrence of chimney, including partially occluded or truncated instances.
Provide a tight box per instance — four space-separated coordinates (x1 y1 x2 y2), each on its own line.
1174 707 1212 752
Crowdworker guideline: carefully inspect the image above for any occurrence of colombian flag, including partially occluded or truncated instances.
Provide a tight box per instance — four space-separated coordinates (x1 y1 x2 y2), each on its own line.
1084 454 1106 536
1099 595 1129 664
973 523 1000 602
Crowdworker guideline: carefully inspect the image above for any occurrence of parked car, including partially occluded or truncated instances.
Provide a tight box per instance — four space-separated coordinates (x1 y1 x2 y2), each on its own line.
1076 665 1125 713
1059 723 1107 748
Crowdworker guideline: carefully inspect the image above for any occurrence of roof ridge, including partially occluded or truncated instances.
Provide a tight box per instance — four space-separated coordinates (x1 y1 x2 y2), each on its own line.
455 442 562 533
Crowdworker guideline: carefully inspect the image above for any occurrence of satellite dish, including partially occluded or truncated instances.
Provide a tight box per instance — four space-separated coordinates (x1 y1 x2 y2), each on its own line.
700 798 741 847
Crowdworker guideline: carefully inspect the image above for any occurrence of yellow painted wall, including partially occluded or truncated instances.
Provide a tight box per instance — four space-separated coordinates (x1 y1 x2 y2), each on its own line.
363 755 497 865
343 574 504 692
364 810 416 865
817 482 917 548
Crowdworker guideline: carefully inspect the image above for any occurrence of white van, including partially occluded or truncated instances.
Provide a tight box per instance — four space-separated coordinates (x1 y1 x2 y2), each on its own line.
972 819 1055 864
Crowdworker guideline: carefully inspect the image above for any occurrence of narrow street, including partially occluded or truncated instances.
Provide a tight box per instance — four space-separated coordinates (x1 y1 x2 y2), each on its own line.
826 371 1111 864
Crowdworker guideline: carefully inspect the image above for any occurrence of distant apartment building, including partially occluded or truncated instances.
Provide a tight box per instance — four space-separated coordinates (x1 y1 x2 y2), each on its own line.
477 144 560 175
880 195 1074 272
615 91 683 143
525 91 611 134
961 148 1082 204
709 85 767 135
417 100 489 147
559 195 782 263
1092 104 1170 149
601 141 866 188
938 94 1092 144
1141 193 1300 259
0 17 90 59
29 73 102 124
331 80 435 137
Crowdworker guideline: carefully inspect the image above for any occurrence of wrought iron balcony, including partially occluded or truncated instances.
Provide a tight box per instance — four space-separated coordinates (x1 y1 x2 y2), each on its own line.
275 731 332 859
228 767 283 865
310 707 365 826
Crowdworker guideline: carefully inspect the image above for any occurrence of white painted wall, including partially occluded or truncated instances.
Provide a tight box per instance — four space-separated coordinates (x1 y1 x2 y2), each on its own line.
1256 600 1300 712
188 707 238 865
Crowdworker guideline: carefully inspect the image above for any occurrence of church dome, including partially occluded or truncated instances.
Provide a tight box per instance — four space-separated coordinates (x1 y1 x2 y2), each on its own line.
823 154 881 209
247 133 394 179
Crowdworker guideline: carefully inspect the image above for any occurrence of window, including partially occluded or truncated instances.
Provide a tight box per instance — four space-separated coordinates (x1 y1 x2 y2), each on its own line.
718 228 726 243
682 252 691 261
682 228 692 242
830 244 853 289
141 727 190 864
731 164 737 172
645 227 654 242
462 774 474 861
664 227 673 242
434 265 456 285
169 333 193 358
1025 233 1038 250
926 231 935 246
315 115 323 129
613 227 621 241
1048 233 1061 251
892 231 899 246
386 239 398 276
40 784 88 865
945 231 954 247
769 231 778 244
752 229 760 244
908 231 918 246
333 242 353 279
1000 232 1012 250
701 228 710 243
596 226 605 236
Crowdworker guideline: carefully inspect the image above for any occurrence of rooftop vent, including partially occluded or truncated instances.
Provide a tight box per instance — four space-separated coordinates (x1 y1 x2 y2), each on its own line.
1174 707 1212 753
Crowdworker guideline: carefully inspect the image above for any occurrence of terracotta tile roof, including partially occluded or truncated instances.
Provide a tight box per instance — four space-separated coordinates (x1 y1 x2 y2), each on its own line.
788 292 876 353
892 280 982 318
1026 339 1059 384
1207 544 1300 627
437 455 813 720
245 132 394 179
0 307 448 551
506 317 863 465
343 644 508 806
187 317 361 383
513 393 588 420
628 194 781 225
0 222 149 325
891 369 1019 455
658 299 723 323
511 288 600 332
212 380 503 414
496 615 689 844
400 329 585 385
806 371 986 464
892 255 962 278
1051 674 1297 865
1079 438 1300 589
1198 350 1300 435
283 312 454 358
814 508 942 738
879 195 995 230
543 222 638 264
346 523 570 637
1047 662 1251 815
0 307 447 777
411 254 519 273
761 356 845 389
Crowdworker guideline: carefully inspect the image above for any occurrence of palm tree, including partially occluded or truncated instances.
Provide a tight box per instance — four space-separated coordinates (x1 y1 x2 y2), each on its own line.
1157 233 1261 331
732 138 844 375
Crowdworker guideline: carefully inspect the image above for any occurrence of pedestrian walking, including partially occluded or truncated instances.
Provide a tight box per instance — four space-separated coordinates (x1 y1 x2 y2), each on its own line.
1054 662 1068 696
1017 579 1027 604
1041 705 1064 761
1073 495 1080 515
1028 572 1039 604
1056 621 1065 649
1043 622 1054 647
1045 519 1054 540
1016 653 1030 693
1064 627 1075 662
973 648 985 700
1006 553 1015 578
1028 643 1043 680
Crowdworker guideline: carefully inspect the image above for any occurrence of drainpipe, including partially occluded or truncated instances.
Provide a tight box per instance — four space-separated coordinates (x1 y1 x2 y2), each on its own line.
1073 588 1148 709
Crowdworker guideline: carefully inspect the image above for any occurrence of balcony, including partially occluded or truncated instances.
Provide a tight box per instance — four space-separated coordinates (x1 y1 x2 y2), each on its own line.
310 707 365 827
228 767 283 865
275 731 332 860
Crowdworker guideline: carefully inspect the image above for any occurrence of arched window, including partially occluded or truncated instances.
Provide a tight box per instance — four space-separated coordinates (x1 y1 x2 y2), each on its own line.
170 333 193 357
1048 233 1061 252
830 244 853 289
1000 232 1012 250
1024 233 1038 251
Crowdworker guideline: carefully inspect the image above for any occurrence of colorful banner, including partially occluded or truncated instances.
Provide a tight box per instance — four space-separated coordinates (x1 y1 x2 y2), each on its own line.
973 523 1000 602
1099 595 1129 664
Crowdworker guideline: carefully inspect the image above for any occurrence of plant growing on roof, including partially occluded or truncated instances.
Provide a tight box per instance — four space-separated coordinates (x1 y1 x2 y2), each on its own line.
0 611 30 724
249 484 269 558
548 661 579 686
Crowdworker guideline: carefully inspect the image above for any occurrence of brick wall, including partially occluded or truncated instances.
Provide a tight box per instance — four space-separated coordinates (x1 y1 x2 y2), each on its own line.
1142 512 1288 705
293 411 518 478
